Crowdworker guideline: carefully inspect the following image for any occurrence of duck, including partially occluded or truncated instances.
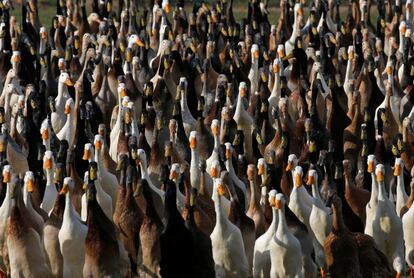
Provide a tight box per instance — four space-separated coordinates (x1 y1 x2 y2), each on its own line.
270 193 304 278
81 162 113 221
233 82 254 163
58 177 88 278
285 3 303 57
169 163 186 213
136 148 165 218
83 180 129 277
160 179 194 278
224 142 248 211
288 165 313 226
343 159 370 225
394 158 408 217
51 72 73 134
248 44 259 94
56 98 76 150
210 177 249 278
7 176 53 277
246 164 265 237
0 165 14 272
365 155 379 237
22 171 44 237
178 77 197 138
41 150 58 214
372 164 405 277
252 189 278 278
402 177 414 274
137 177 164 277
93 134 118 210
324 193 363 278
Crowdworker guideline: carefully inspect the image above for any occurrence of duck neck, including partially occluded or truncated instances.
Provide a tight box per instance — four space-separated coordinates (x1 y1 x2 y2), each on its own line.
180 89 191 114
332 203 345 233
46 169 54 185
276 206 288 235
64 191 74 218
215 195 227 228
311 181 322 200
249 179 259 210
377 180 387 201
268 207 278 234
270 71 281 98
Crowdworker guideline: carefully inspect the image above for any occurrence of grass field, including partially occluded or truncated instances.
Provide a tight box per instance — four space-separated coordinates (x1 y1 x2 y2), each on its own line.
13 0 379 30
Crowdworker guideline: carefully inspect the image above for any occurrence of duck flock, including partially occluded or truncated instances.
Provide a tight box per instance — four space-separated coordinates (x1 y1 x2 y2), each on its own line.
1 0 414 277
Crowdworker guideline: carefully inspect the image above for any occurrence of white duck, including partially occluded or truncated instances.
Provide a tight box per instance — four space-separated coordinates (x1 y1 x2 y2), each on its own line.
40 119 51 151
402 179 414 273
56 98 76 150
248 44 260 94
23 171 44 236
51 72 73 134
59 177 88 278
307 169 332 247
0 165 13 269
81 167 113 221
170 163 186 213
206 119 221 176
189 131 201 190
372 164 405 277
285 3 303 57
233 82 254 163
41 151 58 214
109 90 128 163
288 166 313 226
210 160 231 216
270 193 304 278
394 158 408 217
253 189 278 278
94 135 118 210
365 155 378 237
224 142 248 211
210 178 249 278
137 149 165 201
179 77 197 137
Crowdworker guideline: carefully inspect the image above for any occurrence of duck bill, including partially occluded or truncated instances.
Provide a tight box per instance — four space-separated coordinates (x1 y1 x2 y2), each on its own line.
211 166 219 178
367 161 374 173
64 105 71 114
306 175 314 186
41 129 49 141
94 141 102 151
60 183 69 195
275 198 282 209
217 183 224 196
3 172 10 183
0 142 6 152
286 161 293 171
295 174 302 187
393 164 401 176
269 196 275 207
27 179 34 192
65 78 74 87
189 137 197 149
258 164 264 175
44 158 52 170
376 171 384 182
169 171 177 180
82 149 90 160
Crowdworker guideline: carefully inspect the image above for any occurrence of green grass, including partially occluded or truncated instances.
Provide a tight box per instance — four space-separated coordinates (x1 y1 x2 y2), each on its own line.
13 0 378 30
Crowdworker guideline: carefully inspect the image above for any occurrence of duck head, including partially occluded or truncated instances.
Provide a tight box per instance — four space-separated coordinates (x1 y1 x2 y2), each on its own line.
43 150 54 172
83 143 94 161
275 193 286 209
393 158 404 177
210 160 221 179
88 161 98 181
11 51 21 71
116 153 130 172
367 154 376 173
2 165 12 183
375 164 385 183
169 163 180 181
59 72 74 87
57 140 69 163
54 163 66 185
24 171 34 193
268 189 277 207
306 169 318 186
189 131 198 150
293 166 303 187
60 177 74 195
257 158 267 176
286 154 298 171
64 98 74 115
